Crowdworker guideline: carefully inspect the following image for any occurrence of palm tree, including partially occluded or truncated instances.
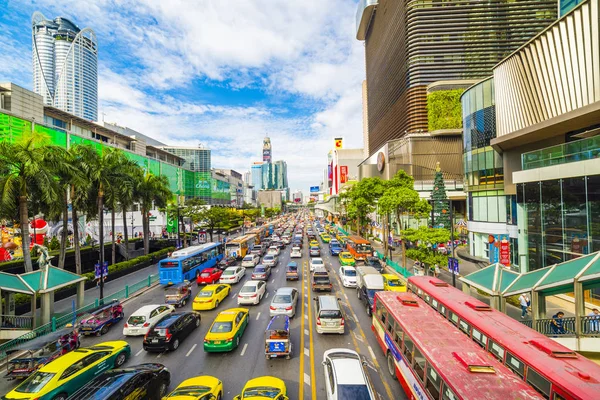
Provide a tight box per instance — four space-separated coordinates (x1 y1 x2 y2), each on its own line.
118 166 143 260
0 136 61 272
136 173 172 255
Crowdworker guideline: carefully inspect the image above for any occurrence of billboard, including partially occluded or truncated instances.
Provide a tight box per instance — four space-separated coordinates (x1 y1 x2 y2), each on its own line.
340 166 348 183
334 137 343 149
310 186 319 193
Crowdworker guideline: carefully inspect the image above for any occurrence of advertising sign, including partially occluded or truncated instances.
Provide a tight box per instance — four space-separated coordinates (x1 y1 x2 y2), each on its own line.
327 163 333 186
340 166 348 183
334 137 343 149
310 186 319 193
488 234 510 265
499 238 511 267
198 231 207 244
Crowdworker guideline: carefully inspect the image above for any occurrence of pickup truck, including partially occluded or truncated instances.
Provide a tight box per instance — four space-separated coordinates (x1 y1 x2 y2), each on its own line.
356 266 384 316
311 267 333 292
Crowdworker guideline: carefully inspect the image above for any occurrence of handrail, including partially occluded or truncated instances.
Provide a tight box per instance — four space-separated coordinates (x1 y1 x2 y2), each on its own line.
520 315 600 337
521 135 600 170
0 315 34 330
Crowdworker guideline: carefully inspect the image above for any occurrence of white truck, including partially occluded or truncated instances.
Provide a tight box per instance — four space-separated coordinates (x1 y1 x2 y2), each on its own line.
355 266 384 316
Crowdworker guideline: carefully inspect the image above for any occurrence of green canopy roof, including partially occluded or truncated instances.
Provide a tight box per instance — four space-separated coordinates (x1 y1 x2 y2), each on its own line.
459 263 519 295
503 268 549 296
18 267 86 293
0 272 34 294
536 253 597 290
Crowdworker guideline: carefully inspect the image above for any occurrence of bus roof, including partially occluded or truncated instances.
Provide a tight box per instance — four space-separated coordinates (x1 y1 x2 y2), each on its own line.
226 234 255 244
408 276 600 398
376 291 543 399
168 242 220 258
346 235 370 244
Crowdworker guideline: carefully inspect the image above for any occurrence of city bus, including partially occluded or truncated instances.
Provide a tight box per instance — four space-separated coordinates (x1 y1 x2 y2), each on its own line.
407 276 600 399
225 234 256 259
158 242 224 285
248 226 266 244
373 291 543 400
345 235 373 262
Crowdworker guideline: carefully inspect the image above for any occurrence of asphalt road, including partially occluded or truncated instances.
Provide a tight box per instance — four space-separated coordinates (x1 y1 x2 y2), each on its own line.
0 236 405 400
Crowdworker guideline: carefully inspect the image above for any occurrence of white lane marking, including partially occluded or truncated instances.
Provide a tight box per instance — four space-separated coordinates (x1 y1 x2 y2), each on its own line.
265 292 269 298
304 329 309 336
353 332 364 342
304 372 311 386
135 348 144 357
368 345 377 360
271 279 275 283
304 347 309 356
256 312 261 320
156 352 162 359
304 314 308 320
186 344 197 357
240 343 248 356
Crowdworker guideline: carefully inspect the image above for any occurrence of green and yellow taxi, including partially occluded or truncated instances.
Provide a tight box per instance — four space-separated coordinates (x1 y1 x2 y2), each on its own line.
309 240 319 248
233 376 288 400
163 375 223 400
338 251 356 266
193 284 231 311
203 308 249 352
382 274 407 292
320 233 331 243
3 341 130 400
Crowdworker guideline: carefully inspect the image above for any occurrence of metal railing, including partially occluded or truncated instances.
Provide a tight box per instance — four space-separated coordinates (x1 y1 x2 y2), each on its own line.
522 135 600 170
0 315 34 330
521 315 600 337
0 274 159 359
376 250 414 278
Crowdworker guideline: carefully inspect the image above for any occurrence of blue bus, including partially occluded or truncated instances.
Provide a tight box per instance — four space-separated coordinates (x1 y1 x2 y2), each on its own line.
158 242 224 285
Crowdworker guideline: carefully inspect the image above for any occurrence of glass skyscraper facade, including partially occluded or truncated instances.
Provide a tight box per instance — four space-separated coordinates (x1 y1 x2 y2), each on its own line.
161 147 211 172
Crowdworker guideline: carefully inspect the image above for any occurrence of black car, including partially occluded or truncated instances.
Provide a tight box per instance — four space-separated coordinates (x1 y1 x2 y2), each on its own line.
218 256 237 270
366 256 384 273
143 312 200 352
291 240 303 249
67 363 171 400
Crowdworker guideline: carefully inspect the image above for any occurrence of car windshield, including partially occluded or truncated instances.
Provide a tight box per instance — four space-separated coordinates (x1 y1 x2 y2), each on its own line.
264 255 274 260
127 315 146 325
223 270 235 276
240 285 257 293
337 384 372 399
287 266 297 272
201 271 212 277
255 267 266 272
169 386 210 396
357 244 373 253
312 260 323 265
344 269 357 277
210 321 232 333
273 295 291 303
243 387 280 398
387 279 402 286
197 291 214 297
15 372 55 393
320 310 342 319
243 256 253 261
367 289 379 302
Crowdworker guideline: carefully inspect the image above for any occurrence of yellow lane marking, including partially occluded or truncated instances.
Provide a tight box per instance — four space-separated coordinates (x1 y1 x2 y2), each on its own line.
306 260 317 400
299 260 306 400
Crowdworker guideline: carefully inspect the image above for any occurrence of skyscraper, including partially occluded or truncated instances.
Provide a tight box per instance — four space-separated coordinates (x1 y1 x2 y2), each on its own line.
262 137 272 163
32 12 98 121
251 162 263 189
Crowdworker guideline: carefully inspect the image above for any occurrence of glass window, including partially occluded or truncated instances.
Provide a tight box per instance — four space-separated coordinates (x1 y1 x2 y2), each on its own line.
404 336 414 364
506 352 525 378
542 180 564 266
413 348 426 382
431 299 439 309
527 368 551 399
386 317 394 334
449 312 459 326
562 178 589 260
488 196 499 222
525 182 543 270
458 319 471 335
589 176 600 253
442 383 458 400
472 328 488 348
489 340 505 361
439 305 447 317
426 366 442 399
394 325 403 348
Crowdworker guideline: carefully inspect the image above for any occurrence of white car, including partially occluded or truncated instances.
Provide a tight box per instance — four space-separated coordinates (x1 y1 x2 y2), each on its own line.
220 266 246 284
263 254 278 267
322 348 376 400
237 280 267 305
268 246 281 256
241 254 260 268
123 304 175 336
290 246 302 258
310 257 325 272
339 266 357 288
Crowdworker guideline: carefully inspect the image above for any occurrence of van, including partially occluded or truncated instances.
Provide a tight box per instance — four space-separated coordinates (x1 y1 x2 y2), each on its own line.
313 295 344 334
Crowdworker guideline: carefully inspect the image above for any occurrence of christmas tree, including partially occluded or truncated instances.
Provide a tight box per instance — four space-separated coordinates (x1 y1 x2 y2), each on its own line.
431 162 450 229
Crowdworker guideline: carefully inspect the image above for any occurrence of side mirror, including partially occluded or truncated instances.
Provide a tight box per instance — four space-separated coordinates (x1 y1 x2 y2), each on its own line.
337 298 342 301
322 360 327 366
313 297 317 301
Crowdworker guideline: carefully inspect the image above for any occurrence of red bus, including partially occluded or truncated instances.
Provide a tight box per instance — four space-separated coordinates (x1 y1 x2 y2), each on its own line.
373 291 543 400
407 276 600 400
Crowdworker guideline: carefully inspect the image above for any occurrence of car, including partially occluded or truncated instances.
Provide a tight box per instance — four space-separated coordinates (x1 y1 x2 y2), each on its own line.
67 363 170 400
329 239 340 248
193 284 231 311
365 256 383 273
275 241 286 250
309 257 324 272
204 308 249 352
321 234 331 243
339 266 357 288
309 240 319 248
291 240 303 249
269 287 298 318
241 254 260 268
322 348 376 400
290 246 302 258
382 273 407 292
330 245 343 256
338 252 356 266
309 246 320 257
197 267 224 285
3 341 131 400
282 236 291 244
250 246 264 257
217 255 237 270
267 246 281 256
233 376 289 400
143 312 201 352
220 266 246 284
263 254 278 268
163 375 223 400
251 264 271 280
286 262 300 281
123 304 175 336
237 280 267 305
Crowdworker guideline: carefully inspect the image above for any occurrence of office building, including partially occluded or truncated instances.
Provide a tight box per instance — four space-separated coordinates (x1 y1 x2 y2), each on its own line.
214 169 244 207
251 162 263 190
32 12 98 121
160 146 211 173
258 190 283 210
273 160 288 190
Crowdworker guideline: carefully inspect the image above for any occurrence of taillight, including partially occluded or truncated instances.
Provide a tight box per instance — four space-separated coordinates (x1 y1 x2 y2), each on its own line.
165 329 172 341
226 338 234 343
124 323 128 328
143 322 150 327
204 339 210 343
316 317 321 325
341 318 345 326
285 306 292 311
250 294 257 298
270 306 276 310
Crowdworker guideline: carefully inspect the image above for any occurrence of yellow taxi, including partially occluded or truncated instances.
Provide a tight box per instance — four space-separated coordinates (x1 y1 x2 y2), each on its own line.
163 375 223 399
338 251 356 266
382 274 407 292
203 308 249 352
309 240 319 248
193 284 231 311
233 376 288 400
320 233 331 243
3 341 130 400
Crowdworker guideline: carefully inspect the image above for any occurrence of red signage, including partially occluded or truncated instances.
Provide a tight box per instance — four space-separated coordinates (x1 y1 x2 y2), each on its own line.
340 166 348 183
499 239 511 267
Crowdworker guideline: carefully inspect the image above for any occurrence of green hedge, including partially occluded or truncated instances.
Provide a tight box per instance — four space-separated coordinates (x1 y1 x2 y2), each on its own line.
427 89 464 131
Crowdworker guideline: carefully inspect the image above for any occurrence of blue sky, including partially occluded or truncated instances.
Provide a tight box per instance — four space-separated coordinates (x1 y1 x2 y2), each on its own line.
0 0 366 193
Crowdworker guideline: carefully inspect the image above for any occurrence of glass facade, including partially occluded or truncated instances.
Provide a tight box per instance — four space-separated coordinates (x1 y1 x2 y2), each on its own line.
161 147 211 173
522 135 600 170
517 177 600 270
560 0 586 16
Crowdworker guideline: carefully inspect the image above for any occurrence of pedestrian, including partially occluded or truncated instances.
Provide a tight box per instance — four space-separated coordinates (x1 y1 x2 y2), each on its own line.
519 293 530 319
434 263 440 278
587 308 600 332
551 311 566 335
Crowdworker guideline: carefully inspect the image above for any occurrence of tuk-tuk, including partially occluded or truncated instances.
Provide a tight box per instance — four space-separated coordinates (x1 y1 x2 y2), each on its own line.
285 262 299 281
165 280 192 307
80 300 124 336
5 326 79 380
265 315 292 360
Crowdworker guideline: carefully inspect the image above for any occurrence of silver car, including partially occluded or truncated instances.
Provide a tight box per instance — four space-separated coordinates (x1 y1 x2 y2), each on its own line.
263 254 278 267
269 287 299 318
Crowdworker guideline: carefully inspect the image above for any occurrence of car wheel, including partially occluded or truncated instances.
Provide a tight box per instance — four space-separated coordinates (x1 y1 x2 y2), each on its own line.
171 338 180 351
215 300 220 308
115 352 127 367
217 392 223 400
182 299 187 307
52 393 68 400
367 305 372 316
387 352 398 379
101 325 109 335
357 289 361 300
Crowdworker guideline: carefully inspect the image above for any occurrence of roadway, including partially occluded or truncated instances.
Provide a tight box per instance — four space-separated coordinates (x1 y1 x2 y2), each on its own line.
0 235 405 400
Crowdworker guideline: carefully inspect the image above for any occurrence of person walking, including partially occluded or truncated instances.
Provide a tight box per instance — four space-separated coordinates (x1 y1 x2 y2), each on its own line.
587 308 600 332
434 263 440 278
551 311 566 335
519 293 530 319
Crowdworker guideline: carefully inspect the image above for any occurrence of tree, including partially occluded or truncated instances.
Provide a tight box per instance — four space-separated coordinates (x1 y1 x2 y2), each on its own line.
339 177 385 236
402 226 451 267
136 173 172 255
431 162 450 229
118 165 143 260
0 136 61 272
197 207 228 241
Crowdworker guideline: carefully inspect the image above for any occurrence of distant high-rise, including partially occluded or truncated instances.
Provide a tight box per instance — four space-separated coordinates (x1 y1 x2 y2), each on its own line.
251 162 263 189
262 137 272 163
32 12 98 121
